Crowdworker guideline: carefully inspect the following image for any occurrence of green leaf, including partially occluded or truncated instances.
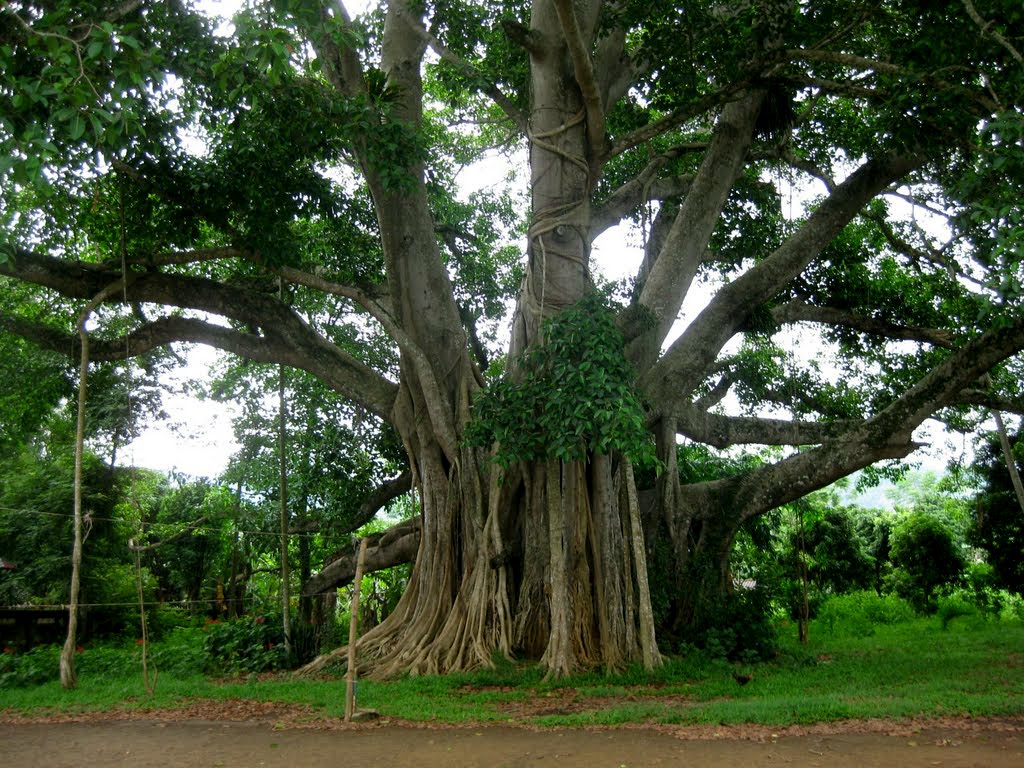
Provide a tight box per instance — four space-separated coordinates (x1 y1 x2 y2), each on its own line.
68 114 85 140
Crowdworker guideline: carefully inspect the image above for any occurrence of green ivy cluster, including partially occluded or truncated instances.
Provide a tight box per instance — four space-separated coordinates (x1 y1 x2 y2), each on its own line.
466 293 658 472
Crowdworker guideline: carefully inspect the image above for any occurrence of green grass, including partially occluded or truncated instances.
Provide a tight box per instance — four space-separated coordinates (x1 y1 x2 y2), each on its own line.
2 616 1022 727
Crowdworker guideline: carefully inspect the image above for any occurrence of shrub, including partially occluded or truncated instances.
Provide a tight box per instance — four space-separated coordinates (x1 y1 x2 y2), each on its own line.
76 643 138 677
145 606 200 640
203 615 288 674
0 644 60 688
817 590 916 637
936 592 979 629
800 509 875 593
938 582 1024 624
678 587 778 663
1001 592 1024 622
148 626 208 677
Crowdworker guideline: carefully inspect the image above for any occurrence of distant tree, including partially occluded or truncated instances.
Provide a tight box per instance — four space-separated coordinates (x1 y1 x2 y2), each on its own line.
889 512 966 611
972 432 1024 594
0 432 129 632
793 503 874 595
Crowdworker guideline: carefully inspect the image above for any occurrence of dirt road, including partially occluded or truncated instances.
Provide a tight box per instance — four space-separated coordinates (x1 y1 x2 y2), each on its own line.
3 715 1023 767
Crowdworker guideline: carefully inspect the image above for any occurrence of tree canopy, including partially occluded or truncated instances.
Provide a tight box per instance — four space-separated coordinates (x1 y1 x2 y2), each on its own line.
2 0 1023 677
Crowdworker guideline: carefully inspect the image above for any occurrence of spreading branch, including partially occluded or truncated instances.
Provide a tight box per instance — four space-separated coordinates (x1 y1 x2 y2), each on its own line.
128 517 209 552
610 82 752 157
315 1 369 98
962 0 1022 63
668 402 860 449
590 140 701 241
349 471 414 532
692 316 1024 521
785 48 1000 112
955 390 1024 417
629 92 765 370
0 249 399 421
644 152 924 406
771 301 957 348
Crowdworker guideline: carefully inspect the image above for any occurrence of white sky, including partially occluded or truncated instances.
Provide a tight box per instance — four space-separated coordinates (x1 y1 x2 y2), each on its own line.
124 346 239 477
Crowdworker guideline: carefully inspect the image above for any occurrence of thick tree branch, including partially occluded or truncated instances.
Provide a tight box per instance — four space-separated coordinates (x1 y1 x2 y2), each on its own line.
590 142 700 242
126 247 246 268
955 390 1024 417
643 153 925 407
694 373 735 411
783 150 835 191
593 24 636 110
314 1 368 99
771 300 957 348
610 82 753 158
273 264 392 317
385 0 527 133
0 249 399 420
867 318 1024 442
128 517 208 552
628 92 764 371
278 260 458 458
302 516 420 596
744 316 1024 514
348 471 414 532
669 403 860 449
553 0 606 164
1 311 399 420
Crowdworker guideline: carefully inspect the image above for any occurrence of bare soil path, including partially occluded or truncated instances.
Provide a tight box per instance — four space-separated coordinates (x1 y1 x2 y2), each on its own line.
2 709 1023 767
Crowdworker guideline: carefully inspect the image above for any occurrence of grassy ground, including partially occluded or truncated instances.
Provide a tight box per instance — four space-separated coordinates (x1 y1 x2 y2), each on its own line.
2 615 1022 727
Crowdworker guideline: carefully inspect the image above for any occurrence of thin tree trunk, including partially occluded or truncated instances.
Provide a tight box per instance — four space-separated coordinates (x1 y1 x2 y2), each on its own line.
61 283 125 689
278 361 292 660
133 543 156 694
298 494 313 625
993 411 1024 515
60 316 90 690
797 505 810 645
229 479 242 619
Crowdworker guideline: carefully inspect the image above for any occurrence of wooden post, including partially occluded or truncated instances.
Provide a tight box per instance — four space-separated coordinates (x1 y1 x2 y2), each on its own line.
344 537 368 722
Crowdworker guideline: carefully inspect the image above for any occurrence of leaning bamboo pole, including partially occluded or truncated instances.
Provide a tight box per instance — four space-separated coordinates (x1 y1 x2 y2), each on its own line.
345 537 369 722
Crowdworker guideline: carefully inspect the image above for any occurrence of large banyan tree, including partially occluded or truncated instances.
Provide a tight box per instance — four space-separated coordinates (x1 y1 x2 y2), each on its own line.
1 0 1023 676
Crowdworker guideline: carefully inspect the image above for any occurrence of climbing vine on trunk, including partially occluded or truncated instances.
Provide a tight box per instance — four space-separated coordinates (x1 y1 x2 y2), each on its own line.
467 293 659 473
